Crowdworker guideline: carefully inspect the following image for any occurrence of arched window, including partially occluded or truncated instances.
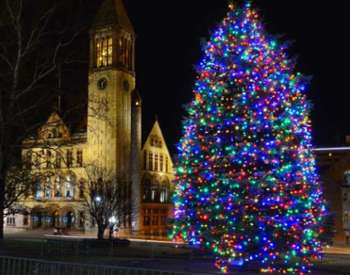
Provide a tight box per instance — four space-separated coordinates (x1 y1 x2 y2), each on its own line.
56 152 62 169
159 154 164 172
64 175 75 199
34 178 42 200
160 179 170 203
151 181 160 202
96 36 113 68
66 149 73 168
154 153 158 171
79 180 85 199
77 150 83 167
44 177 52 199
142 178 152 202
54 176 62 198
148 152 153 171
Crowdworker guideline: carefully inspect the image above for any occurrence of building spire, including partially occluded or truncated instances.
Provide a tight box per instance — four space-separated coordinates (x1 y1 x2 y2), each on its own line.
93 0 134 34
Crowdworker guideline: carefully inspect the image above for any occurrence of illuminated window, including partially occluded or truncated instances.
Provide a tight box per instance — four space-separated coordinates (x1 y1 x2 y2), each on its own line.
34 178 42 200
154 153 158 171
56 153 62 169
142 178 152 202
54 176 61 198
96 36 113 68
77 150 83 167
165 156 169 173
46 150 52 169
45 177 52 199
64 175 75 199
148 152 153 171
66 150 73 168
160 154 164 172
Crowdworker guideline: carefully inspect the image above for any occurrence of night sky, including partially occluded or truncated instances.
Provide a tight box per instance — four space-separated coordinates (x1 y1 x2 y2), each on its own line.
67 1 349 154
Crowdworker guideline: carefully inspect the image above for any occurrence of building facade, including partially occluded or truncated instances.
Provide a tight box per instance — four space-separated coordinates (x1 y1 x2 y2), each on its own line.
4 0 174 238
314 146 350 243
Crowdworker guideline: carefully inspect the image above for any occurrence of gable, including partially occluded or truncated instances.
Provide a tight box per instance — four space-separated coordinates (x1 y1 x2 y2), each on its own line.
142 121 173 168
38 112 71 140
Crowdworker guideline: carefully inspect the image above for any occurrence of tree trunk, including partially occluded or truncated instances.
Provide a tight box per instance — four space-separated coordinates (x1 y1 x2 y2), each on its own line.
97 225 105 240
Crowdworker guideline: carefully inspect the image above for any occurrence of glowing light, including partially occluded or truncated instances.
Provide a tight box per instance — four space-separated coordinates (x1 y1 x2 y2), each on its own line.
171 2 327 274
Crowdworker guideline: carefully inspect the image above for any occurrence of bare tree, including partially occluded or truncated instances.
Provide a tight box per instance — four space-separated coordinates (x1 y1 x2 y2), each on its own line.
0 0 84 239
84 164 126 240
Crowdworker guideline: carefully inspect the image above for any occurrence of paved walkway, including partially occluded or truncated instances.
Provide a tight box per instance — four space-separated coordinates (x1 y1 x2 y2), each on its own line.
3 229 350 274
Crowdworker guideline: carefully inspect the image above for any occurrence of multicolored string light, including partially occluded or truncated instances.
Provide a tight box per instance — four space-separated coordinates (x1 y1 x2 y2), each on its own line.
171 2 326 274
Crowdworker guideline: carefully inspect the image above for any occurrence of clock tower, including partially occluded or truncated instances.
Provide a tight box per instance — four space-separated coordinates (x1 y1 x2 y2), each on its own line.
87 0 139 229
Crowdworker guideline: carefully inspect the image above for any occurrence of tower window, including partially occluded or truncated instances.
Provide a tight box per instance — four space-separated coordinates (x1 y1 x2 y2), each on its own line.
96 36 113 68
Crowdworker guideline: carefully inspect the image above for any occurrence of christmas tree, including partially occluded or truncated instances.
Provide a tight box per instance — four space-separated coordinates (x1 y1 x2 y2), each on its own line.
172 2 326 274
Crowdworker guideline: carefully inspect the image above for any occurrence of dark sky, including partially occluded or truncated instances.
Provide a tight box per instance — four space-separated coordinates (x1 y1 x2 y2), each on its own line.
66 0 349 154
121 0 349 153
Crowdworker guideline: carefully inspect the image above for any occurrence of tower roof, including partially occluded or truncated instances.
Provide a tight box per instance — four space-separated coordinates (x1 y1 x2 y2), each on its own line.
93 0 134 34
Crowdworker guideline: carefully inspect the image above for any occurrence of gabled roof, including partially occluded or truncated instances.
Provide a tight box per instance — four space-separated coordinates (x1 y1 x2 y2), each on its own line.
142 120 173 167
38 111 71 140
93 0 134 34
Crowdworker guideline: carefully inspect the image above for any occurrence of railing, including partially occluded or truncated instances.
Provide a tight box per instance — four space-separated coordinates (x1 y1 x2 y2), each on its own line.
0 256 193 275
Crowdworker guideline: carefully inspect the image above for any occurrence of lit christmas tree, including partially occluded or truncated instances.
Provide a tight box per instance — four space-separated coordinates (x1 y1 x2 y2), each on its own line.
172 2 326 274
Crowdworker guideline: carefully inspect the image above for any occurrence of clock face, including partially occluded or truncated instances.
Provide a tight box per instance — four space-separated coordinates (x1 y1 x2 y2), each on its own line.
97 77 108 90
123 79 130 92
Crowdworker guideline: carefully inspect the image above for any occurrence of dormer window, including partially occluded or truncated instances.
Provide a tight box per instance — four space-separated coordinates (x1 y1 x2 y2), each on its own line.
96 36 113 68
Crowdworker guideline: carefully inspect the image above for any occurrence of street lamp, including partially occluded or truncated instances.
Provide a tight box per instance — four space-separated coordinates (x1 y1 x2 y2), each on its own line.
95 196 102 203
109 216 117 224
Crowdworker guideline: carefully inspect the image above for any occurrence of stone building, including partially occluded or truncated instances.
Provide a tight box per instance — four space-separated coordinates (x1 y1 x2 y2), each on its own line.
4 0 174 238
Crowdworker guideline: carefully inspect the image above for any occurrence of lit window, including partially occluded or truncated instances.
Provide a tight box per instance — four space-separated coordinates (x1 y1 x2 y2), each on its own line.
56 153 62 169
45 177 52 199
64 175 75 199
34 178 42 200
54 176 61 198
77 150 83 167
6 216 16 226
148 152 153 171
160 187 168 203
96 37 113 68
160 154 164 172
66 150 73 168
154 153 158 171
46 150 52 169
